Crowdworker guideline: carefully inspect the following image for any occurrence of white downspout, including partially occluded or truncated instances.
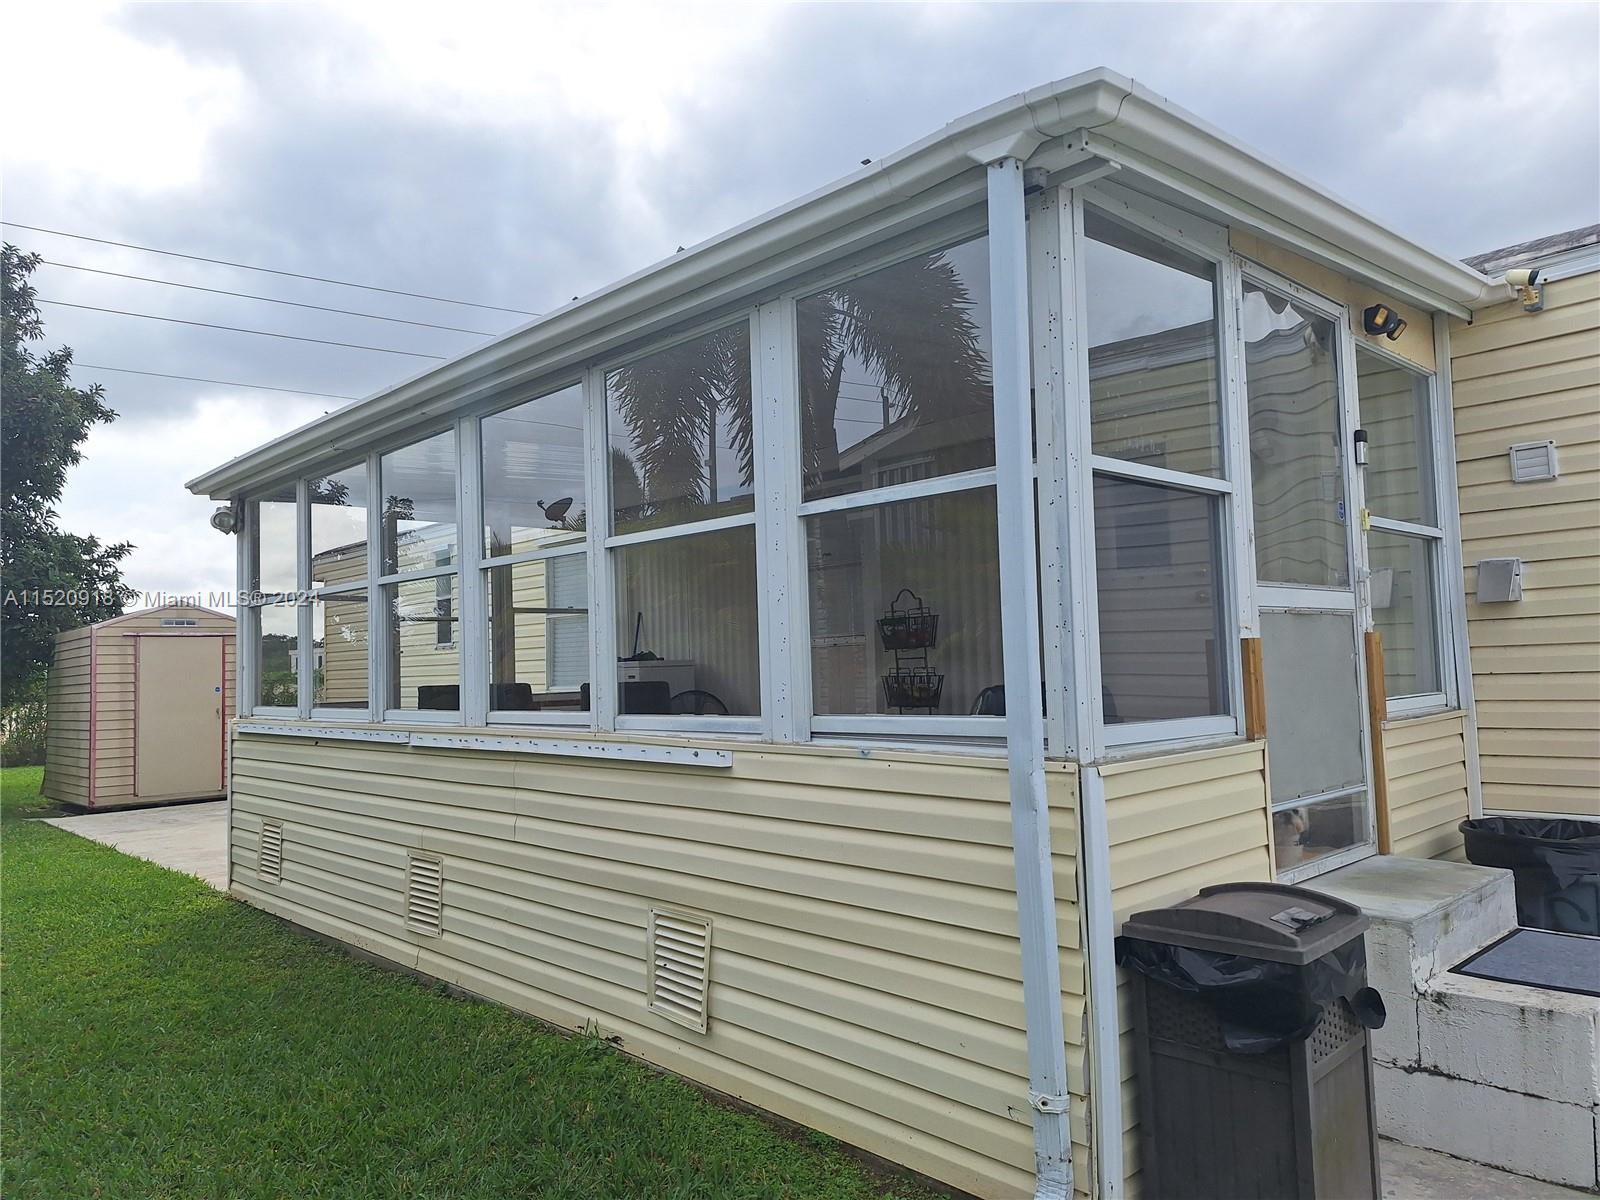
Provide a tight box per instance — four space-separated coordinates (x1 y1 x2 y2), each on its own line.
1431 316 1485 818
983 154 1075 1200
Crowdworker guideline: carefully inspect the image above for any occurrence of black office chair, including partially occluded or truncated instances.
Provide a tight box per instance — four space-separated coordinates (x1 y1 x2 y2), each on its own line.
971 684 1006 716
669 689 729 716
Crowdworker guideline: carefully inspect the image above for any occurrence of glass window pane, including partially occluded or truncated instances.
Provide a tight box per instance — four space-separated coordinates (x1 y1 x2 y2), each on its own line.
613 525 759 716
1274 792 1368 874
380 430 457 576
312 590 368 711
607 324 753 533
797 236 994 503
1243 283 1349 588
386 575 459 711
487 555 589 711
1357 351 1435 526
1260 609 1366 805
1084 209 1221 478
805 488 1002 717
309 463 369 591
1094 475 1227 724
253 602 299 708
249 483 298 594
1369 530 1442 699
482 383 587 558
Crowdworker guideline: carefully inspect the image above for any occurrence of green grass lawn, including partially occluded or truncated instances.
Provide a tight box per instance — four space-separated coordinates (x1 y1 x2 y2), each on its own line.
0 766 936 1200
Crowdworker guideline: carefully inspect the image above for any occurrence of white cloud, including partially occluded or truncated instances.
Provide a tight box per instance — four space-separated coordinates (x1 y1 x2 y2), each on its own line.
2 2 244 194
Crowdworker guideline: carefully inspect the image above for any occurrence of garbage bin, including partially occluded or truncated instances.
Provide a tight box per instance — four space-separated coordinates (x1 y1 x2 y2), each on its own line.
1117 882 1386 1200
1461 817 1600 934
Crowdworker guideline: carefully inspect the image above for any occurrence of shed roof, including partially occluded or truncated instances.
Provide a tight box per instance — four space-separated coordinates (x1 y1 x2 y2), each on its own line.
189 67 1495 500
76 602 236 633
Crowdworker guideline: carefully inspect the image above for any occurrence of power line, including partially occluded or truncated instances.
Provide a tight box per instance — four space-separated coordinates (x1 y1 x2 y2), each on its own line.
38 260 494 336
74 364 360 401
4 221 540 316
37 299 447 360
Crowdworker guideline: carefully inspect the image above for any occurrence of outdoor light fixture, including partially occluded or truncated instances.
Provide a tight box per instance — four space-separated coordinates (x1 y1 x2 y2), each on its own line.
1362 303 1408 341
1506 267 1544 312
209 504 239 535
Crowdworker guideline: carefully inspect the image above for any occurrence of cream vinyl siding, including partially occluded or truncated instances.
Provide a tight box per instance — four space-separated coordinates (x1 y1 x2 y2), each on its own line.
1383 710 1471 861
41 626 93 806
228 731 1084 1200
1095 740 1274 1197
1451 272 1600 818
43 606 235 808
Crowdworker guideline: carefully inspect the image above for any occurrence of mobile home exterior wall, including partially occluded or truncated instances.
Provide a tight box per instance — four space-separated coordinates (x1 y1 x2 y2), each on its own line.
1450 268 1600 819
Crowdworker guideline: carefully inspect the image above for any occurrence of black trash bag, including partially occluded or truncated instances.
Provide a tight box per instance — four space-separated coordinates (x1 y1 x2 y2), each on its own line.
1116 935 1386 1055
1461 817 1600 935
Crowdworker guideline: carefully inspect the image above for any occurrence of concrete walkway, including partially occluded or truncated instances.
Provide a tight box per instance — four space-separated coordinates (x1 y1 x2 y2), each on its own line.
1382 1138 1592 1198
43 800 228 889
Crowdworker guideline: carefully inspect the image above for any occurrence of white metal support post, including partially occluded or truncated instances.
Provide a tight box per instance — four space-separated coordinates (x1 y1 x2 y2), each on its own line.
366 450 389 721
295 477 313 719
985 156 1074 1200
458 415 488 727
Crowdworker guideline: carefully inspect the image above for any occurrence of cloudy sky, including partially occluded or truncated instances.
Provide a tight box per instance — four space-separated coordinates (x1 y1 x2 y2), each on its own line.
6 1 1597 607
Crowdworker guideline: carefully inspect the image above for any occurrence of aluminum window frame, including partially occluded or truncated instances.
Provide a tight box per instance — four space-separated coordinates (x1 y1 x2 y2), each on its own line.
1070 184 1249 754
1351 339 1455 714
374 427 464 724
781 226 1011 741
591 311 766 735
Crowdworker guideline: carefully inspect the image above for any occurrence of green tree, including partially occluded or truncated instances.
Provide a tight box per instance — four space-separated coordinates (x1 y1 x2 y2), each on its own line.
1 244 135 702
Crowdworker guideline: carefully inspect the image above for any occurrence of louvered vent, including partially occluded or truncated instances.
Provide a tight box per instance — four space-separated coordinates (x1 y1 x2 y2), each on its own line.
258 821 283 884
1509 440 1560 483
648 909 712 1033
405 855 444 937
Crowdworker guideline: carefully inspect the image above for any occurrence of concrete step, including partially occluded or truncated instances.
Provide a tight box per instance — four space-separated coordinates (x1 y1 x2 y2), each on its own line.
1316 856 1600 1191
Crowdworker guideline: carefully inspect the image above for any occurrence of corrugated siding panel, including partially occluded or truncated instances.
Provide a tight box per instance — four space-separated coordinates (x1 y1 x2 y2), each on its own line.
41 628 92 805
228 731 1083 1200
1450 275 1600 818
1093 740 1273 1195
1384 711 1471 860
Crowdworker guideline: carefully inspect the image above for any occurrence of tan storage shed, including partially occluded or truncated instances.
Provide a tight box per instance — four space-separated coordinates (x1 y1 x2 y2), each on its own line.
42 604 236 810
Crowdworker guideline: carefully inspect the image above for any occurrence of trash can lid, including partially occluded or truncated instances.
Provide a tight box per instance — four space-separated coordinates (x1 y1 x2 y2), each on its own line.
1120 882 1370 965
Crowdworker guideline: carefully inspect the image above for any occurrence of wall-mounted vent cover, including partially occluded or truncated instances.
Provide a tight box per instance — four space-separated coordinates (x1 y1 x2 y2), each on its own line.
258 821 283 884
1477 557 1524 604
648 909 711 1033
405 855 444 937
1509 440 1560 483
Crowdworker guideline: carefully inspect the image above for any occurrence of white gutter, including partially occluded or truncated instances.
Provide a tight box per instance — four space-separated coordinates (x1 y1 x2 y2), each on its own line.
188 67 1495 499
985 156 1074 1200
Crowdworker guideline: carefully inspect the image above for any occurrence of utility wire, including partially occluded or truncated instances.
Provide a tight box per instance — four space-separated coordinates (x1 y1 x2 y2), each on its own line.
37 299 447 360
38 260 494 336
74 364 360 401
4 221 540 316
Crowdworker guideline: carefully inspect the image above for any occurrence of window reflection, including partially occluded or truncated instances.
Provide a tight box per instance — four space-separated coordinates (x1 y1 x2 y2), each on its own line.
380 430 458 576
1243 284 1349 588
486 556 590 711
1369 530 1441 698
607 324 754 533
1094 476 1227 723
250 483 298 594
797 237 993 502
482 384 587 557
309 464 369 590
1357 352 1435 527
1084 209 1222 477
312 591 369 710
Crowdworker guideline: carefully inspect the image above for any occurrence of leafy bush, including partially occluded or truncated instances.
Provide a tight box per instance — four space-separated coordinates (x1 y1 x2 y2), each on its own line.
1 677 49 766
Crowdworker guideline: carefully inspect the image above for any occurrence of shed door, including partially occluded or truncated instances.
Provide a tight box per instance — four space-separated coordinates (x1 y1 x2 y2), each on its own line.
135 637 225 797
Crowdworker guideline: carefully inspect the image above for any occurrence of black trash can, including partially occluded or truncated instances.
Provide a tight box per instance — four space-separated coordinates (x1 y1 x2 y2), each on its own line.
1117 882 1386 1200
1461 817 1600 934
